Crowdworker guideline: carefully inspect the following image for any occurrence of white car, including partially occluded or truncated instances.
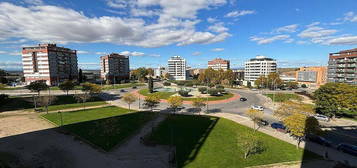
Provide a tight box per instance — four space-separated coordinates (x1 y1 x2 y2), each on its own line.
314 114 329 122
251 105 264 111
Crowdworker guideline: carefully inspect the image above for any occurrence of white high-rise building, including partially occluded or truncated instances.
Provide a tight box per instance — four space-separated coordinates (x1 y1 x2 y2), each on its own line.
168 56 187 80
244 55 277 82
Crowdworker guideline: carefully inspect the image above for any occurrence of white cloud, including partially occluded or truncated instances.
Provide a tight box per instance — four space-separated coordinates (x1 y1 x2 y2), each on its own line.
23 0 43 5
106 0 128 8
9 51 21 56
207 17 217 23
77 50 89 54
298 26 337 38
208 22 228 33
325 36 357 45
250 35 290 44
296 40 308 45
343 11 357 22
225 10 255 17
192 51 201 56
306 22 320 27
0 2 230 48
95 52 108 55
275 24 298 33
120 51 145 56
211 48 224 52
0 50 7 54
0 61 22 70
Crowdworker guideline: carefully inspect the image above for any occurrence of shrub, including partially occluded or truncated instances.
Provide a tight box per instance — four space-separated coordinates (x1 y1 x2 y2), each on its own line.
0 83 6 90
208 83 215 88
178 90 190 97
217 88 226 94
301 84 307 88
216 85 224 89
0 94 9 104
184 82 193 87
163 82 171 86
176 81 185 86
207 88 219 96
198 87 207 94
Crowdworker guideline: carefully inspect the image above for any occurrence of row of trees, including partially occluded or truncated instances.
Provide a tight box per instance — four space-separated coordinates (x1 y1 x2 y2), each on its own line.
131 67 155 82
198 68 235 86
314 83 357 118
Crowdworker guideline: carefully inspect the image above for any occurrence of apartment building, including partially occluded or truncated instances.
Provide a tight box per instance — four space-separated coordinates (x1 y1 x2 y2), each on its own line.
168 56 187 80
22 44 78 86
100 53 130 83
328 48 357 85
208 58 230 71
296 66 327 88
244 55 277 82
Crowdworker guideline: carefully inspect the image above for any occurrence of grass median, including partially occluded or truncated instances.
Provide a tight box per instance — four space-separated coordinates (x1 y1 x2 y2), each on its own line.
264 93 302 102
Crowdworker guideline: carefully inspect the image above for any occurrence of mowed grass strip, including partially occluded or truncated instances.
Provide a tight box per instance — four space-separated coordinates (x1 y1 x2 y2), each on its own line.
146 115 319 168
182 93 234 101
42 106 156 151
264 93 302 102
38 95 107 112
139 88 176 99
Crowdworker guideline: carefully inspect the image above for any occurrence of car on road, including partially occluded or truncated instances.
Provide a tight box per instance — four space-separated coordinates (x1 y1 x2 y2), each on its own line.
337 143 357 156
132 86 137 89
240 97 247 101
306 135 332 147
251 105 264 111
257 119 269 126
251 88 258 91
314 114 329 122
271 122 286 130
120 89 126 92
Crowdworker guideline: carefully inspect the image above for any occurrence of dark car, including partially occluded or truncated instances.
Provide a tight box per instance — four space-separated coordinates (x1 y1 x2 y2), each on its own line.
257 119 269 126
307 135 332 147
120 89 126 92
240 97 247 101
337 143 357 156
271 122 286 130
132 86 137 89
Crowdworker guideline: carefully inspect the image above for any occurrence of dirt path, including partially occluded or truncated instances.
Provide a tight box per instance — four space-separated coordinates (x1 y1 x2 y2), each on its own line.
110 114 172 168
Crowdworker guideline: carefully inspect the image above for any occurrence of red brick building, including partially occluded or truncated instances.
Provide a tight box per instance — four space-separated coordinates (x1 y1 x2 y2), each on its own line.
208 58 230 71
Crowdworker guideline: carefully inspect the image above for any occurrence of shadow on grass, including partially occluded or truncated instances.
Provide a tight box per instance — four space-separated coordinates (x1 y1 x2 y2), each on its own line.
146 114 219 167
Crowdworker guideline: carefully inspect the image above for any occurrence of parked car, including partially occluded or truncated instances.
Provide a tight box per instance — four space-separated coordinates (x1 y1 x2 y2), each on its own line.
337 143 357 156
251 88 258 91
271 122 286 130
120 89 126 92
314 114 329 122
257 119 269 126
132 86 137 89
251 105 264 111
240 97 247 101
306 135 332 147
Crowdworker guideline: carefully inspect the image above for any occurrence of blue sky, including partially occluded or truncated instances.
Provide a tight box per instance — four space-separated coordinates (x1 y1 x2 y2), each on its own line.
0 0 356 70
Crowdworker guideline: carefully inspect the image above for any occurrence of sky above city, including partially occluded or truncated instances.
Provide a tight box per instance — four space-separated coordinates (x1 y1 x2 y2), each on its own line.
0 0 356 70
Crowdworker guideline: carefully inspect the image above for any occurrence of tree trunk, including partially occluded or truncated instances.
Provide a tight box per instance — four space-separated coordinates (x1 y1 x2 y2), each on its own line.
46 105 48 114
128 104 131 111
66 90 69 95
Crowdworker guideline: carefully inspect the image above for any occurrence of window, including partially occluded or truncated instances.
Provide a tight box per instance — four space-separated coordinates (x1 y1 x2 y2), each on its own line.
32 52 38 72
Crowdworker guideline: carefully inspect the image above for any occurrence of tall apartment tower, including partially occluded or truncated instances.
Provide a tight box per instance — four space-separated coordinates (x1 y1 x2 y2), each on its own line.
168 56 187 80
208 58 230 71
244 55 277 82
327 48 357 85
100 53 130 83
22 44 78 86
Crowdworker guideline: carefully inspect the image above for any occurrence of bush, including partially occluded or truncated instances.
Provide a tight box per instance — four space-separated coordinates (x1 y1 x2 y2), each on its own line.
198 87 207 94
178 90 190 97
163 82 171 86
208 83 215 88
184 82 193 87
207 88 219 96
301 84 307 88
176 81 185 86
216 85 224 89
0 94 9 104
217 88 226 94
0 83 6 90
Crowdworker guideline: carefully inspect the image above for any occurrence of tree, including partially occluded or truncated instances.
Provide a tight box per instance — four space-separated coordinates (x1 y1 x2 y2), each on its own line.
74 94 91 110
132 67 149 82
0 69 7 84
26 80 48 96
59 80 75 95
207 88 219 96
301 84 307 88
274 101 315 120
78 69 83 83
147 68 154 77
223 69 235 86
81 82 102 95
245 109 264 131
254 76 267 88
238 131 264 159
163 82 171 86
167 96 183 113
178 90 189 97
314 83 357 118
37 96 58 114
164 73 170 80
267 72 283 89
283 113 320 148
198 87 207 94
144 94 160 111
286 81 298 89
122 93 137 111
148 77 154 93
192 97 206 115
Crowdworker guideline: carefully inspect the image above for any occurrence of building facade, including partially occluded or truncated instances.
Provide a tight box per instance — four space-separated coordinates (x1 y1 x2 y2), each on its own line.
327 48 357 85
168 56 187 80
22 44 78 86
295 66 327 88
244 55 277 82
100 53 130 83
154 67 168 78
208 58 230 71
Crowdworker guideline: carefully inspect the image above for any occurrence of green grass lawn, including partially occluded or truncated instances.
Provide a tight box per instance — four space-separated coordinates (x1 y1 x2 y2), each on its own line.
139 88 176 99
101 83 145 90
264 93 302 102
139 88 234 101
42 106 156 151
146 115 319 168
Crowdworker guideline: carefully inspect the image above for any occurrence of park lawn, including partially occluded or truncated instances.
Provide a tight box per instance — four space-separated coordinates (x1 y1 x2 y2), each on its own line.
139 88 176 99
182 93 234 101
101 83 145 90
146 115 319 168
264 93 302 102
42 106 155 151
0 97 34 112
